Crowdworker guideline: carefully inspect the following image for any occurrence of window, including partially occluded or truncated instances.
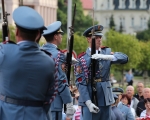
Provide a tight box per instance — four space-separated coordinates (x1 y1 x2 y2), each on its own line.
120 17 125 27
140 17 147 27
0 7 2 22
122 0 125 8
95 0 97 10
107 0 110 9
119 0 126 9
131 17 134 26
143 0 147 8
140 18 143 27
144 17 147 27
106 18 110 27
129 0 136 9
132 0 136 8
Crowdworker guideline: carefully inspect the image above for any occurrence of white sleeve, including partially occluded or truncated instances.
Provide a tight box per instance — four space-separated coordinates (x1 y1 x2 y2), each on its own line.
140 110 146 117
112 55 117 61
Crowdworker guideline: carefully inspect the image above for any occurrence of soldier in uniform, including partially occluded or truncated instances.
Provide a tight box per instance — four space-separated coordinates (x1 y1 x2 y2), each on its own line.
0 6 56 120
74 25 128 120
42 21 72 120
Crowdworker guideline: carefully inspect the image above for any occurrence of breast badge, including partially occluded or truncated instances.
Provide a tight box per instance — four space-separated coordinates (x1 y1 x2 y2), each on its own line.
61 63 66 72
99 62 103 69
76 66 82 74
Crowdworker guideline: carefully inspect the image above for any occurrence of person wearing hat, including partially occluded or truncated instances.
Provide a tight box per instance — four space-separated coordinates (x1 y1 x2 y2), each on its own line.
111 94 123 120
74 25 128 120
42 21 72 120
0 6 56 120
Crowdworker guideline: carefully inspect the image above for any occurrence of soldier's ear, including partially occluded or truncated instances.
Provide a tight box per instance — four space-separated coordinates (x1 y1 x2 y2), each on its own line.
53 34 58 40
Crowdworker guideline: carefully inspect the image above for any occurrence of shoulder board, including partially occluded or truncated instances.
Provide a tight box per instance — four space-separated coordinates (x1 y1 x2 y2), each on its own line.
57 48 64 53
78 52 86 58
101 46 109 49
40 49 52 56
3 40 16 44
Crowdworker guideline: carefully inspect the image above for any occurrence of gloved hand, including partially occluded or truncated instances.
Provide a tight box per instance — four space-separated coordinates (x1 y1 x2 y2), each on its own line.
91 54 114 61
71 57 78 65
85 100 100 113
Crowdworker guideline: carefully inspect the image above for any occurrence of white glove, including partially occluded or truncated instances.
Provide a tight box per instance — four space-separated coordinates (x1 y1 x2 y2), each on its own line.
85 100 100 113
72 57 78 65
91 54 114 61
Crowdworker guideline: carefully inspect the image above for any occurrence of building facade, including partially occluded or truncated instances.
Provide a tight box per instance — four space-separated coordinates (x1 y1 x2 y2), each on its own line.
93 0 150 35
81 0 93 17
0 0 57 27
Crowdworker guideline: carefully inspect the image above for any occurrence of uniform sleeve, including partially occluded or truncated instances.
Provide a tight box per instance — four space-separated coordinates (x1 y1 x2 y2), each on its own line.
127 108 135 120
44 58 56 105
111 52 128 64
74 59 91 103
57 53 72 104
0 44 4 65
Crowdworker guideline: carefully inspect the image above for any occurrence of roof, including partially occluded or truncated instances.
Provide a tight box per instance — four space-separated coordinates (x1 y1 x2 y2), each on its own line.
114 0 150 10
81 0 93 10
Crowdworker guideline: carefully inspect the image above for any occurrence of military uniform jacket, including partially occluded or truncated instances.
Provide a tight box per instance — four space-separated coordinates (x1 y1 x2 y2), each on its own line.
0 41 55 120
42 43 72 111
117 102 134 120
74 47 128 106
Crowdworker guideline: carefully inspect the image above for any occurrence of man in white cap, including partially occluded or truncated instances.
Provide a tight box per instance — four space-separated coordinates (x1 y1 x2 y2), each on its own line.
0 6 55 120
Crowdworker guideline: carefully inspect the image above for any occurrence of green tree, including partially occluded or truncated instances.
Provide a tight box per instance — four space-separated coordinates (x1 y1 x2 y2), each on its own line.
136 41 150 71
147 18 150 29
58 33 88 55
109 15 115 30
136 29 150 41
136 18 150 41
104 30 141 70
136 41 150 85
57 0 97 35
103 30 142 85
0 25 16 42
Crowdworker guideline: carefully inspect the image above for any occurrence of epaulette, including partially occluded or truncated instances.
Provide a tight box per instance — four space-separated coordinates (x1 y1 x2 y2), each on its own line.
40 49 52 56
78 52 86 58
3 40 16 44
101 46 109 49
57 48 64 53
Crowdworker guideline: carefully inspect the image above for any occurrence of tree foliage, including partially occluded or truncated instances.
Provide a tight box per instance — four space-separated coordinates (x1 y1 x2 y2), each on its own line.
103 30 142 70
0 25 16 42
58 33 88 55
136 41 150 71
109 15 115 30
136 18 150 41
57 0 97 35
136 29 150 41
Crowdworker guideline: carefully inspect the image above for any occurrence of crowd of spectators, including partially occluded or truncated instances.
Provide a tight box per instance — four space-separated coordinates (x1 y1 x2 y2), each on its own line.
62 81 150 120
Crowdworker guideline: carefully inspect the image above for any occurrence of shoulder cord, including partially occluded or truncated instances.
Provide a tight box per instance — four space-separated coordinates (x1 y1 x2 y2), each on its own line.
80 56 89 79
46 51 61 104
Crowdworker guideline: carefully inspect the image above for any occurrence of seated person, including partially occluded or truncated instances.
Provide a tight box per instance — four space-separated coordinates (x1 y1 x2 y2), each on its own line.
140 98 150 118
117 94 135 120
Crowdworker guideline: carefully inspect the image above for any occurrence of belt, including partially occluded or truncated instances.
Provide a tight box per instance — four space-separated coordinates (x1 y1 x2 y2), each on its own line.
94 79 110 82
0 94 44 107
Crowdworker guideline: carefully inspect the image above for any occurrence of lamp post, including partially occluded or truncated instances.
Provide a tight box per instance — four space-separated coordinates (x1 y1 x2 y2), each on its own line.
67 0 72 47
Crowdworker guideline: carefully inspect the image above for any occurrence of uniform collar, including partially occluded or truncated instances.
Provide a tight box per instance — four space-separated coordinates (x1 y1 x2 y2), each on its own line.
87 47 101 55
17 40 38 48
43 43 57 49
